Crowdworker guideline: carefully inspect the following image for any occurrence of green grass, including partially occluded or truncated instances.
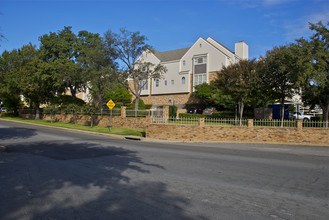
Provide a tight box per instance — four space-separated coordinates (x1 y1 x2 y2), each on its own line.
1 117 145 137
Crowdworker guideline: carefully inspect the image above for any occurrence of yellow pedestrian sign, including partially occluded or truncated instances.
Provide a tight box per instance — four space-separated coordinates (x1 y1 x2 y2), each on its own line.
106 99 115 110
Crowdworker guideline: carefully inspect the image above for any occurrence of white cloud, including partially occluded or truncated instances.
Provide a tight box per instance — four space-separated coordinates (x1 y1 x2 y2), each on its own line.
284 9 329 40
263 0 295 6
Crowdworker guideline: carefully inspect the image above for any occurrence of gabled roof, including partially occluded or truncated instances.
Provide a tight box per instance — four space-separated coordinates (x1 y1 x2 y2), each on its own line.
206 37 235 55
153 47 190 62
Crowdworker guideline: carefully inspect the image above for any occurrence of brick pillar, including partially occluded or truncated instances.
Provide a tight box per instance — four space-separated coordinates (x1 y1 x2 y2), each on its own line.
199 118 205 127
121 106 126 118
163 106 169 118
247 119 254 127
296 120 303 130
145 115 151 125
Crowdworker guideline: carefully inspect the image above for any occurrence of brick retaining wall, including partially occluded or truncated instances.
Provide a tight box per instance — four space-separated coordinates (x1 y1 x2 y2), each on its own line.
19 113 149 130
146 123 329 145
18 112 328 145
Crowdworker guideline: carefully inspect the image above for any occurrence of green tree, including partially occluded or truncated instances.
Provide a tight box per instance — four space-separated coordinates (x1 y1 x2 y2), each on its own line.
0 44 56 118
77 30 117 108
83 104 99 127
65 103 81 125
104 28 166 110
104 84 132 104
0 50 22 114
39 26 85 98
191 82 235 110
19 44 57 119
295 21 329 125
215 59 259 124
259 45 299 124
43 104 59 123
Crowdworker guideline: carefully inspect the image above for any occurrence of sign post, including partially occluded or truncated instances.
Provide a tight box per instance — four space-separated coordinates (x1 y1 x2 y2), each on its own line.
106 99 116 132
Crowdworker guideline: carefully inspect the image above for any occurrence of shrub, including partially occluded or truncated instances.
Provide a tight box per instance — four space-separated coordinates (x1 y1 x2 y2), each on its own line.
211 111 235 118
179 113 206 118
128 98 146 110
311 116 323 121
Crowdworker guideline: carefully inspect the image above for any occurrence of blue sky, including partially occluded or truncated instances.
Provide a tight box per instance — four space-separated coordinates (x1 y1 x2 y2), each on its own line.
0 0 328 59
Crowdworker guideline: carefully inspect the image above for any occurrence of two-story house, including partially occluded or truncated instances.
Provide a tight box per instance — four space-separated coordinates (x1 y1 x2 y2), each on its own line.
130 37 249 107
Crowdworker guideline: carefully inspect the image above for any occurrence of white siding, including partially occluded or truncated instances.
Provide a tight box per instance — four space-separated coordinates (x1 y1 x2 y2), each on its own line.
135 50 161 96
180 38 227 75
152 60 190 94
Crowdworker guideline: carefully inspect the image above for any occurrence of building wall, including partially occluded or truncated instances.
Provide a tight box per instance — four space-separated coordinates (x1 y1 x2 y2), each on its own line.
180 38 227 74
141 92 199 106
151 60 190 94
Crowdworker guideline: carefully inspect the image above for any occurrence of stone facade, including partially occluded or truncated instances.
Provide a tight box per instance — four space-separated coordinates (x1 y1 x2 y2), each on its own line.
20 113 150 130
208 71 218 82
141 93 196 105
18 112 329 145
146 121 329 145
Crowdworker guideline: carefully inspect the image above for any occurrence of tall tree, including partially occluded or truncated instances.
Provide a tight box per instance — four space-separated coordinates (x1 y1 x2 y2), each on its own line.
0 44 56 118
39 26 84 98
295 21 329 125
19 44 56 119
0 50 22 114
104 28 166 110
259 45 299 124
77 30 116 108
215 59 259 124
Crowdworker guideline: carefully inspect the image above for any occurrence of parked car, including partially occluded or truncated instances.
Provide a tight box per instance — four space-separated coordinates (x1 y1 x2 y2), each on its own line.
291 112 312 121
187 107 202 114
203 107 216 115
0 107 6 112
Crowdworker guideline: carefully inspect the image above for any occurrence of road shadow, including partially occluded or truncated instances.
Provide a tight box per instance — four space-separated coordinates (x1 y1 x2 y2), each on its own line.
0 127 38 140
0 141 197 220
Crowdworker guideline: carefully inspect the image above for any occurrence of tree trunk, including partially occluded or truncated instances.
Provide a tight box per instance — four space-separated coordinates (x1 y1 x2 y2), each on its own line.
319 95 329 128
323 108 328 128
34 105 40 120
280 98 285 127
73 113 77 125
238 101 244 126
90 115 93 128
134 96 140 117
71 90 76 98
239 102 244 126
135 96 140 110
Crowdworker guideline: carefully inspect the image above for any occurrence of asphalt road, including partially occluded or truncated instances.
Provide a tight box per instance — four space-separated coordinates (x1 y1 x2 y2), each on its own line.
0 119 328 220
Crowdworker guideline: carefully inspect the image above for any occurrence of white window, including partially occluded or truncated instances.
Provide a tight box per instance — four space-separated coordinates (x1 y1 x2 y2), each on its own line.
182 77 186 85
194 56 207 64
193 55 207 86
182 60 186 66
193 73 207 86
155 79 159 87
164 80 167 86
140 79 148 90
171 80 174 85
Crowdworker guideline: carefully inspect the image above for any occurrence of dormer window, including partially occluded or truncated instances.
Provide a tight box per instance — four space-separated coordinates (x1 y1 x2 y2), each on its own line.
182 60 186 66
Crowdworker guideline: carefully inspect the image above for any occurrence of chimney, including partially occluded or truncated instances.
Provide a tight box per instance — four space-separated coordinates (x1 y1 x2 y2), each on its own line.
235 41 249 60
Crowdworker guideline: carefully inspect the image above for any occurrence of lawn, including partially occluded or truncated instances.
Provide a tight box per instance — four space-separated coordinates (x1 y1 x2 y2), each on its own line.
0 117 145 137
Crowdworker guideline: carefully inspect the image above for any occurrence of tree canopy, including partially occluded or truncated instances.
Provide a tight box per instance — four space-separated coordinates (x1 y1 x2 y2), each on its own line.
104 28 166 110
